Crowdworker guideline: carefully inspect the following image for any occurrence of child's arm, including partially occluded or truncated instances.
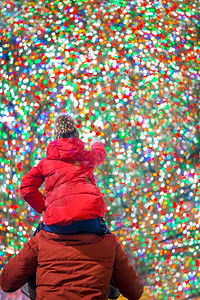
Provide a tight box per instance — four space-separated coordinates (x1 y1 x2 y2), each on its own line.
20 161 45 214
87 137 107 167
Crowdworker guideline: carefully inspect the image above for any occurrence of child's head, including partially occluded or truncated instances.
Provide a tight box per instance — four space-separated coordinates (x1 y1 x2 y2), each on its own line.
54 114 79 140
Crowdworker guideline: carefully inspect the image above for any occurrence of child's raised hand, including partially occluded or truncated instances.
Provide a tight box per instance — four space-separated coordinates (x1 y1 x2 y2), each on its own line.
90 136 102 146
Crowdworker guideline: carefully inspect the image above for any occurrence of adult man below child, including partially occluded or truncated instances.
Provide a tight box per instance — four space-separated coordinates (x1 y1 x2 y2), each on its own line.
0 228 144 299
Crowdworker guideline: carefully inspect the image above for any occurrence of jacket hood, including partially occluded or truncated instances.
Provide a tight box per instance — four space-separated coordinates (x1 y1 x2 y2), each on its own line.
46 138 85 161
39 230 110 246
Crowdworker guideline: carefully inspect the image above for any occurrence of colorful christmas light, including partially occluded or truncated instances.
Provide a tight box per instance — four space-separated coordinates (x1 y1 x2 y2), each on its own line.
0 0 200 299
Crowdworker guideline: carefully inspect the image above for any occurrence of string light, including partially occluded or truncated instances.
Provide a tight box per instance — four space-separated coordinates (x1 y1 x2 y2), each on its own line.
0 0 200 299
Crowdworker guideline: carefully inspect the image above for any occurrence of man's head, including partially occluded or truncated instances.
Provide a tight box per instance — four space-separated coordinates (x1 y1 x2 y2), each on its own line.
53 114 79 140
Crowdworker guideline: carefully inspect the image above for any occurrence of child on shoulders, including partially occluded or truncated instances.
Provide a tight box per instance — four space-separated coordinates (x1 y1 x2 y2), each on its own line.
20 114 109 235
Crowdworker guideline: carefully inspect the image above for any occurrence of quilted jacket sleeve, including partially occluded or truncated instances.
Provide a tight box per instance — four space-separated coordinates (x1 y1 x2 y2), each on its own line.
113 241 144 300
0 236 38 292
20 160 45 213
85 141 107 168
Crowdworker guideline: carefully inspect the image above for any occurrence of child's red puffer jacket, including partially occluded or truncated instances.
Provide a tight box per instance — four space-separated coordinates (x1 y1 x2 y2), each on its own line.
20 138 107 225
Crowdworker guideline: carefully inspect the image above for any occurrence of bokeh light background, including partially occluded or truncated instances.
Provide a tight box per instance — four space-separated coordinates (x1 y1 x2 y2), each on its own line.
0 0 200 299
